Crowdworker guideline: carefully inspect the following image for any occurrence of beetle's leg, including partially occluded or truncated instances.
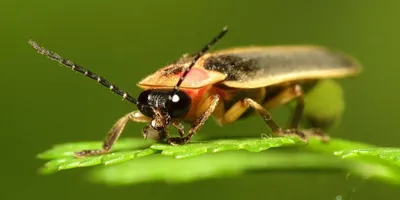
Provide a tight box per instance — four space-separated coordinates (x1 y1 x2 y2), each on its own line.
289 87 305 129
171 122 185 138
244 98 308 141
262 84 304 128
216 100 247 124
167 94 220 145
74 110 151 157
263 84 329 141
214 96 305 140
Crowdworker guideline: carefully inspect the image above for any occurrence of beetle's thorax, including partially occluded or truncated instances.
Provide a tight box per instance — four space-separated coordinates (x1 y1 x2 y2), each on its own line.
181 86 214 122
137 54 226 89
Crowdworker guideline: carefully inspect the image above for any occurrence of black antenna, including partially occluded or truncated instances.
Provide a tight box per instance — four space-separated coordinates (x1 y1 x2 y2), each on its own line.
169 26 229 100
28 40 139 106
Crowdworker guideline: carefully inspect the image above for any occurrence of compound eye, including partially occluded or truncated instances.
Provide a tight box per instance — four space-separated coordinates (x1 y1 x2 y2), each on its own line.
167 91 191 118
137 90 154 117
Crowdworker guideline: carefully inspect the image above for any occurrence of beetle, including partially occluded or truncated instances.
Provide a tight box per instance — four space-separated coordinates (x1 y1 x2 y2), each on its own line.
29 26 361 157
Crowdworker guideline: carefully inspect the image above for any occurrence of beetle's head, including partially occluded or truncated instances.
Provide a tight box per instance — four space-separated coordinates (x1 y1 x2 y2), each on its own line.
136 89 191 139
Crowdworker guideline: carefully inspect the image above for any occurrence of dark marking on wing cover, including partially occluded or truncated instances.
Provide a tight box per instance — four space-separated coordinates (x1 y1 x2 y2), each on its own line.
203 47 355 82
203 55 258 80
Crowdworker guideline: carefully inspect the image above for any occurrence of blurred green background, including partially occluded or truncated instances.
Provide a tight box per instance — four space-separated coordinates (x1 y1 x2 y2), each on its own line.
2 0 400 199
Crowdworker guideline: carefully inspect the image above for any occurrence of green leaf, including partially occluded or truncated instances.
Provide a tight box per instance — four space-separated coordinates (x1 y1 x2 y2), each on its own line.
37 136 305 174
88 152 344 185
39 148 160 174
36 136 400 186
151 136 305 159
335 147 400 160
37 138 154 159
88 151 400 186
37 138 158 174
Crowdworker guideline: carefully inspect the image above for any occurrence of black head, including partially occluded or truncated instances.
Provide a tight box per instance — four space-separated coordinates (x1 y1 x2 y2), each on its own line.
138 89 192 119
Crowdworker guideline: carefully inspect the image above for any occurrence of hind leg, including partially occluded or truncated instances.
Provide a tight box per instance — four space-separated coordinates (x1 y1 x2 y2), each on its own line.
215 84 329 142
262 84 330 141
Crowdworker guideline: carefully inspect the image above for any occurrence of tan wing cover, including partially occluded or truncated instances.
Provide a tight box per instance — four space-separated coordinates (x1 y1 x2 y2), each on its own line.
203 46 361 88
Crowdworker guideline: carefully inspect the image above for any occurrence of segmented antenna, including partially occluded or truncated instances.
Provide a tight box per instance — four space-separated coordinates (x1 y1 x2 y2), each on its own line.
28 40 139 106
169 26 229 100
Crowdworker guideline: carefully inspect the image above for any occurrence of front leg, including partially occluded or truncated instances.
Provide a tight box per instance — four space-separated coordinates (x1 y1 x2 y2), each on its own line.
171 122 185 138
167 94 220 145
75 110 151 157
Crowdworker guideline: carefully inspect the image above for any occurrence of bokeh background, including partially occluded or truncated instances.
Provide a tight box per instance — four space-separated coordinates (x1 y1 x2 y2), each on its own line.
2 0 400 199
